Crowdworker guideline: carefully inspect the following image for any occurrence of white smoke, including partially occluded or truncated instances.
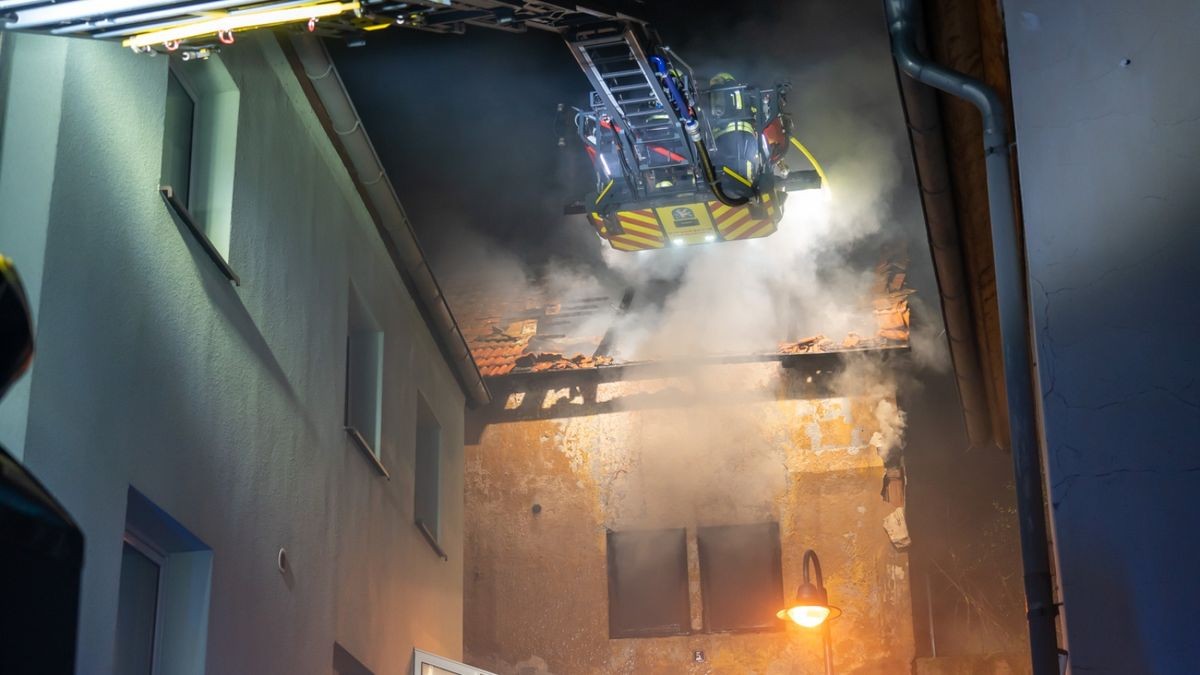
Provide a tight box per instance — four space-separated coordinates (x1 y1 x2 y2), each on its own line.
869 398 907 464
830 355 908 464
432 2 923 370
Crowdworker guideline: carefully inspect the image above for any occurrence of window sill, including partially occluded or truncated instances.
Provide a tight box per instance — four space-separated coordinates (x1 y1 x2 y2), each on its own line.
159 185 240 285
416 519 448 561
345 426 389 479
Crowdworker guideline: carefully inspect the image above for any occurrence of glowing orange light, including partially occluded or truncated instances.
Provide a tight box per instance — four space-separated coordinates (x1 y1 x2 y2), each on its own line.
778 550 839 630
780 604 832 628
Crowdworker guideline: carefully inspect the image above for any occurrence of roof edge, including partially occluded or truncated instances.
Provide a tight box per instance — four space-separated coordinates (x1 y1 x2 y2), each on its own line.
279 34 490 407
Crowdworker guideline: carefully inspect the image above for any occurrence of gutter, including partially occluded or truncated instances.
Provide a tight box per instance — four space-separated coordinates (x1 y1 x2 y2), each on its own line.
888 25 993 449
282 34 490 407
884 1 1059 673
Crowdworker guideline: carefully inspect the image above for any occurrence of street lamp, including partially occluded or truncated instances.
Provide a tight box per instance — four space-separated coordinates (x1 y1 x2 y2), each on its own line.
778 549 841 675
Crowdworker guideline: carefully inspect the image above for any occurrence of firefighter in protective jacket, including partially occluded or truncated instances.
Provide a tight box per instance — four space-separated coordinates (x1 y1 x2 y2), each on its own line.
707 72 760 199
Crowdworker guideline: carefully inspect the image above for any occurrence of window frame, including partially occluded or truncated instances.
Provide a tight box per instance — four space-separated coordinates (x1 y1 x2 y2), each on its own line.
413 648 498 675
163 62 197 208
343 332 387 476
344 283 387 478
116 488 213 675
158 55 240 284
120 530 167 675
414 391 445 560
605 527 692 639
696 521 785 634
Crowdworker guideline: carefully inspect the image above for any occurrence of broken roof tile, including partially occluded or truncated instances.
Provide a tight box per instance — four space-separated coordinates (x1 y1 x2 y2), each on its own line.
448 249 914 377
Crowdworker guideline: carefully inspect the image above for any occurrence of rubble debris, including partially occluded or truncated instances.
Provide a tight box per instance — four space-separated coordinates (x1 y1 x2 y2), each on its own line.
883 507 912 550
516 352 614 371
880 466 906 506
777 255 915 355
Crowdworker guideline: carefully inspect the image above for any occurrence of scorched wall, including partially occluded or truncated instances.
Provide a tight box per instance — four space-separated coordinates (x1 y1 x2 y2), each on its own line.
464 362 914 675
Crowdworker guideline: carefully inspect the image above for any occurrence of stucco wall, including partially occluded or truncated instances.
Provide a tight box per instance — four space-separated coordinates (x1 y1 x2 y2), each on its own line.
464 363 913 674
0 33 465 674
0 32 68 459
1004 1 1200 671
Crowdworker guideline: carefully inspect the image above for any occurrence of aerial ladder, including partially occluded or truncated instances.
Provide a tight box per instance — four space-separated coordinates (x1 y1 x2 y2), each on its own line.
0 0 827 251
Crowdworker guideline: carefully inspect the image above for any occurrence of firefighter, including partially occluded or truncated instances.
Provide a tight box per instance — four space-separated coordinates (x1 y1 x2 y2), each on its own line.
707 72 760 198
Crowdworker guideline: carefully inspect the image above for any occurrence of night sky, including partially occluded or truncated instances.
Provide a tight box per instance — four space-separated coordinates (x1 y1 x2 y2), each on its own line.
327 1 912 276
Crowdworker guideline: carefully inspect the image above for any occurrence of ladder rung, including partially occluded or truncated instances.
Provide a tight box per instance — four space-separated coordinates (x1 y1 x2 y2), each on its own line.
634 122 679 131
630 131 679 140
617 95 659 105
573 37 628 49
601 68 644 79
589 53 635 65
610 83 651 93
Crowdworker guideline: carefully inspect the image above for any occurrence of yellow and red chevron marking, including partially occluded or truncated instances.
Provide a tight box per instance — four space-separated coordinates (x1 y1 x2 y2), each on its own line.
707 194 778 241
609 233 665 250
609 209 665 250
617 209 663 239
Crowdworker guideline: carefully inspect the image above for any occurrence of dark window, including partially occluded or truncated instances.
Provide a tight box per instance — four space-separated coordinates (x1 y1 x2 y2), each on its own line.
698 522 784 633
415 393 441 544
606 528 690 638
345 283 383 464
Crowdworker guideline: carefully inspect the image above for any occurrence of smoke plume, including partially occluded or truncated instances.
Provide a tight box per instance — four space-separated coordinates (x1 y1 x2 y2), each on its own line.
429 2 941 524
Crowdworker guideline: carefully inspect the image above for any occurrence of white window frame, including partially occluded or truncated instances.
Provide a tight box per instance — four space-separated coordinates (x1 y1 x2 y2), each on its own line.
164 61 198 208
121 529 168 675
159 54 241 284
414 391 445 559
119 488 213 675
344 282 388 478
413 649 497 675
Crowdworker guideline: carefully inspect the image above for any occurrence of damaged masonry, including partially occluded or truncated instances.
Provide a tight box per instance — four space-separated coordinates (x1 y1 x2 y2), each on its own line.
451 254 917 673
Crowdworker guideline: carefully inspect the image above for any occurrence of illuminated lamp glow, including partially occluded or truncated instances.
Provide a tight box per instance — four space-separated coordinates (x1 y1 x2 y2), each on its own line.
777 553 840 630
121 1 359 48
672 238 684 246
780 604 831 628
704 234 715 242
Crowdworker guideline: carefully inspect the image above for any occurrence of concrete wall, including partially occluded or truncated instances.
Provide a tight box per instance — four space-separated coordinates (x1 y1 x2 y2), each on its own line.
0 32 466 674
463 363 913 674
1004 1 1200 671
0 32 68 458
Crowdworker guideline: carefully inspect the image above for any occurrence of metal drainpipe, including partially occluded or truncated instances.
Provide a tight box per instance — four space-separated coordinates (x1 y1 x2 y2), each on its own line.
883 1 1060 673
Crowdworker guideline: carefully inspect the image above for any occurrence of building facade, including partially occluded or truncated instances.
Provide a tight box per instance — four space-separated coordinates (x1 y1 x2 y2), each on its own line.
463 362 915 675
0 32 468 674
1004 0 1200 669
448 262 920 675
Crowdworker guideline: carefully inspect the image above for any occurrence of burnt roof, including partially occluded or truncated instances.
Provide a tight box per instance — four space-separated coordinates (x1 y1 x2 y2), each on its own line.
445 254 914 378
